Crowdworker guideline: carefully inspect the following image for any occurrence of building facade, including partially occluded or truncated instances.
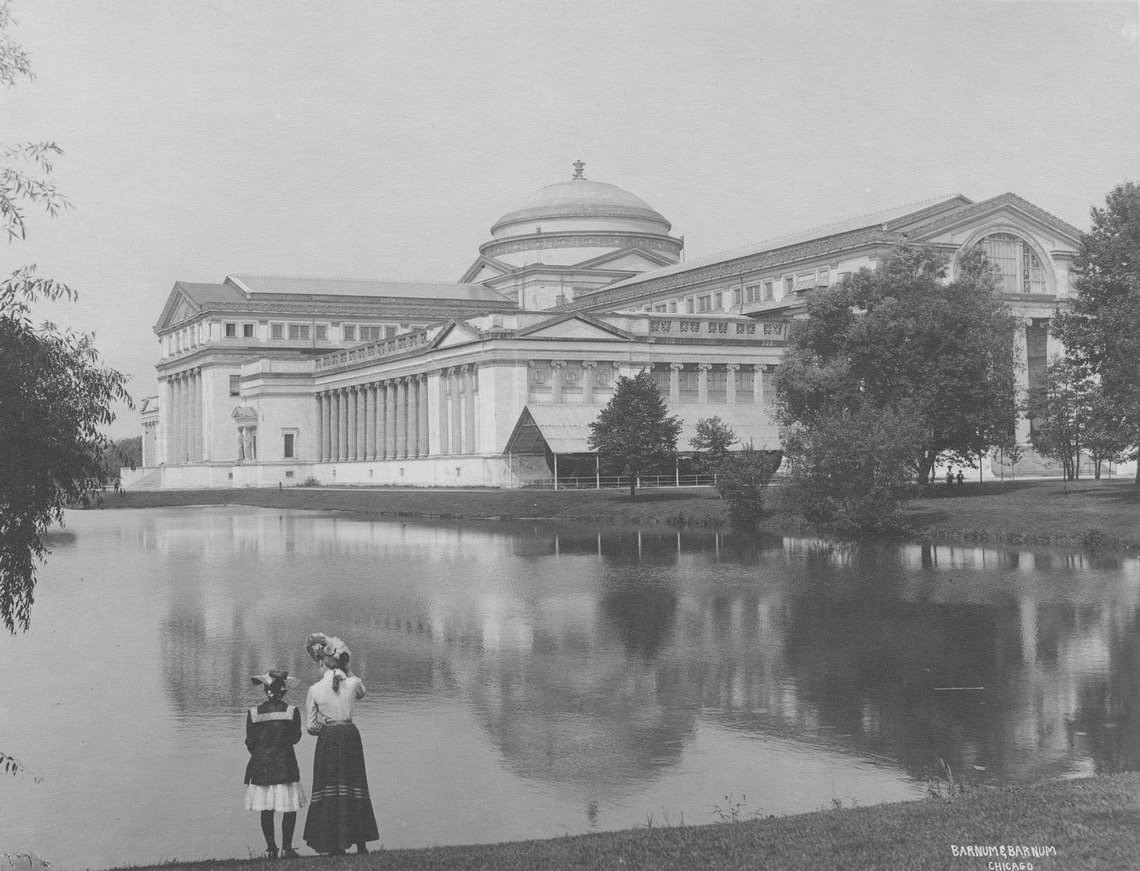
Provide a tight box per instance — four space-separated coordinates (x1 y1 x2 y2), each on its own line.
127 167 1091 490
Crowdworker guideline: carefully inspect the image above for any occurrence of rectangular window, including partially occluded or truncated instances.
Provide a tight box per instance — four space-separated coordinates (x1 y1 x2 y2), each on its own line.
288 323 310 340
654 303 668 313
685 298 695 314
784 277 795 296
698 295 711 312
360 325 382 342
384 326 396 339
229 375 240 396
668 301 678 313
224 322 237 338
745 284 759 302
270 323 284 339
713 292 723 310
342 325 356 341
283 433 295 459
315 324 328 341
764 280 774 300
242 323 254 338
732 288 742 305
817 267 830 287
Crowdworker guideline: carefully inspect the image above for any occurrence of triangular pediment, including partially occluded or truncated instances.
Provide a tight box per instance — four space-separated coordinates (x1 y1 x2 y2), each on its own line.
574 246 675 271
154 285 202 333
459 254 513 284
516 313 634 341
908 194 1082 253
430 320 484 350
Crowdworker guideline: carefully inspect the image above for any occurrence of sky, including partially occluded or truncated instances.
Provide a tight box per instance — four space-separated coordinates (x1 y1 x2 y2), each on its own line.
3 0 1138 438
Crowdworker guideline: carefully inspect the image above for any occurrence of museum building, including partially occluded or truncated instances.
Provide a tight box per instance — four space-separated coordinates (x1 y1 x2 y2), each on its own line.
127 165 1084 490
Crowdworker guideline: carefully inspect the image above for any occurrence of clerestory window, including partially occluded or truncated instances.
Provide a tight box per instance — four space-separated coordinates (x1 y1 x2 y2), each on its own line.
976 233 1047 294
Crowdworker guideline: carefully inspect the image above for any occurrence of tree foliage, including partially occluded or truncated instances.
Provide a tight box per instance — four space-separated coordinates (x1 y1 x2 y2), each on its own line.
1052 181 1140 484
713 448 781 528
1 1 130 632
588 370 682 500
779 403 926 538
689 415 738 469
776 244 1018 485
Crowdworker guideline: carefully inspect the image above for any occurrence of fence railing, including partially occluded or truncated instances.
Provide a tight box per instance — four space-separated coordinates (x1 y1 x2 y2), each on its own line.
521 474 717 490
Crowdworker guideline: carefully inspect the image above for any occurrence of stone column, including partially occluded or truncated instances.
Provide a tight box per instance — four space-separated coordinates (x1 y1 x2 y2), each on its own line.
450 369 462 454
465 365 477 454
178 373 189 463
323 392 332 461
385 379 397 459
356 386 367 461
726 364 738 404
330 391 340 461
194 368 203 462
582 362 596 403
376 383 387 459
339 388 349 461
393 378 405 458
364 384 376 461
418 374 430 457
438 371 450 455
551 361 565 402
669 363 682 404
754 366 765 406
698 363 711 405
408 376 420 457
1016 319 1032 443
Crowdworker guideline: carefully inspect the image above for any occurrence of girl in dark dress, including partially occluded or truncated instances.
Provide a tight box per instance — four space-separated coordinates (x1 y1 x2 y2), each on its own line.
303 633 379 855
244 670 306 858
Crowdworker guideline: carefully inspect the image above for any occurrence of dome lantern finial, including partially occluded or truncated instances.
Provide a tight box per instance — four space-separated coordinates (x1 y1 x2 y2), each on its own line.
571 160 586 180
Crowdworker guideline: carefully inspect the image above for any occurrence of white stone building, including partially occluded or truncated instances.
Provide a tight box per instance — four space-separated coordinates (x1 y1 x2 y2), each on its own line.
126 166 1089 489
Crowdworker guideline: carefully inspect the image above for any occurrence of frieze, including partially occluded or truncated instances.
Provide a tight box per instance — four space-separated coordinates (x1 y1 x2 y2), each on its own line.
482 233 680 258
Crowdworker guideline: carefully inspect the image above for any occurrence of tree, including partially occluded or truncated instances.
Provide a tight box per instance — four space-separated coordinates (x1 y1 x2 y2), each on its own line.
588 369 682 500
713 447 781 528
689 415 737 470
779 403 927 537
776 244 1017 485
1025 358 1090 480
1 0 130 633
1052 181 1140 484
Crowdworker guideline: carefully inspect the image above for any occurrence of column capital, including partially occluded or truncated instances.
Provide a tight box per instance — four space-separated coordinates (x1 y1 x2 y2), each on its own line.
551 360 566 369
581 360 597 369
725 363 740 372
669 362 685 371
698 362 713 371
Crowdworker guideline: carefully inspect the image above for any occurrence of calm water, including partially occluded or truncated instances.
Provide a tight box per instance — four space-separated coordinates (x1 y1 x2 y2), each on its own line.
2 507 1139 868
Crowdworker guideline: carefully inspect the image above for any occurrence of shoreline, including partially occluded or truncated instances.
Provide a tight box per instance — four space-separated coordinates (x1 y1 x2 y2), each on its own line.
93 478 1140 551
108 773 1140 871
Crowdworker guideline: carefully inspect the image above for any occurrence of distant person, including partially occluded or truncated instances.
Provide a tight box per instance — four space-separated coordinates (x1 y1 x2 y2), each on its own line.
945 467 954 486
956 470 965 487
244 670 305 859
303 633 379 856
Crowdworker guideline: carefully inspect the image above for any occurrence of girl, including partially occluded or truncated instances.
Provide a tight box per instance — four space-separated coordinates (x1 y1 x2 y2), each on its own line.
303 633 379 855
244 670 305 858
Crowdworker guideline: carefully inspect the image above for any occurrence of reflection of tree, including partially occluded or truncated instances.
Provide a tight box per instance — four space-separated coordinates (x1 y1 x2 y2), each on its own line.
601 587 677 660
1070 605 1140 775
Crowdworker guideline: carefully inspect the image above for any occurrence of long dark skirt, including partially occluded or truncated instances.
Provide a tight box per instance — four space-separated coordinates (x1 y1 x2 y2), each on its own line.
303 723 379 853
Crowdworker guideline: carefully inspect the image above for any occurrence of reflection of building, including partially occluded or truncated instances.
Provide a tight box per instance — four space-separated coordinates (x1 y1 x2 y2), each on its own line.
127 164 1089 489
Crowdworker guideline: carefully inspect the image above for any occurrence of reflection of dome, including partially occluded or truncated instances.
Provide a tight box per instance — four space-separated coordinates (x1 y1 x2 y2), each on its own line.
491 178 672 237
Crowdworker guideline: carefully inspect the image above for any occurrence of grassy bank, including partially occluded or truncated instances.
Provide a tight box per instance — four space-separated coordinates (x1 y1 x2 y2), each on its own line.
119 773 1140 871
99 478 1140 550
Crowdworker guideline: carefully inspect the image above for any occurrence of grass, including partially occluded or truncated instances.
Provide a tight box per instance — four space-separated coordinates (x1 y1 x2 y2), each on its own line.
115 773 1140 871
98 478 1140 549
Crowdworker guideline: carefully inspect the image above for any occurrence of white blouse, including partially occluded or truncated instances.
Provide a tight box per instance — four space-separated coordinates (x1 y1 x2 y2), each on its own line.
305 669 366 734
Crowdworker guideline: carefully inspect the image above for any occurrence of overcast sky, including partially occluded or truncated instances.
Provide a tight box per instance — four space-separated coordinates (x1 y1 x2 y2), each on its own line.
4 0 1138 438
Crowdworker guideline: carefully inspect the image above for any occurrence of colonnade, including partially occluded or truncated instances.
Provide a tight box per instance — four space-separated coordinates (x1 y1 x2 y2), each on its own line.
437 365 478 456
163 368 203 464
666 362 770 405
317 373 431 462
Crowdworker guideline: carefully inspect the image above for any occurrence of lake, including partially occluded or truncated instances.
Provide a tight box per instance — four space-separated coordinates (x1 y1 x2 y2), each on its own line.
1 506 1138 868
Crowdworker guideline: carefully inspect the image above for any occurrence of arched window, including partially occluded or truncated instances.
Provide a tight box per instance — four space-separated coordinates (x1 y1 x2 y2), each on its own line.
975 233 1046 294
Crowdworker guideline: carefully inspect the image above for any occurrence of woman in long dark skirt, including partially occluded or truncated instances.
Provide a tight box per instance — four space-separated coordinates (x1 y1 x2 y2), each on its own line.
302 633 379 855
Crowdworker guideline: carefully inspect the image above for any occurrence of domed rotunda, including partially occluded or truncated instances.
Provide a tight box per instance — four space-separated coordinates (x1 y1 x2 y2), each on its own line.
461 162 683 311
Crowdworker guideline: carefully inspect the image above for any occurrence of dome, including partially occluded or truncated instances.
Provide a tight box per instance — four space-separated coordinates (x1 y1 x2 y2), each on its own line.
491 175 672 237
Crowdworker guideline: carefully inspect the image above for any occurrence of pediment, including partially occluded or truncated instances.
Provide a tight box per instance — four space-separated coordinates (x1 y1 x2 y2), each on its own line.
910 195 1082 254
517 314 633 341
431 320 484 349
459 254 512 284
154 285 202 333
574 246 675 271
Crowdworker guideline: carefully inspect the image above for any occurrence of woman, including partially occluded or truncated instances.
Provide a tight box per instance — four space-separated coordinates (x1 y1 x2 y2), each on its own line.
302 633 379 855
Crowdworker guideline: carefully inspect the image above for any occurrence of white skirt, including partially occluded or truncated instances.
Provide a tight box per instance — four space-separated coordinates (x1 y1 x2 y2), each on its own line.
244 781 307 812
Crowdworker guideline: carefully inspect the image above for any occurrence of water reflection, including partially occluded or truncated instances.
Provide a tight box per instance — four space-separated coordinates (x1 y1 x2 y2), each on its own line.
5 508 1140 868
